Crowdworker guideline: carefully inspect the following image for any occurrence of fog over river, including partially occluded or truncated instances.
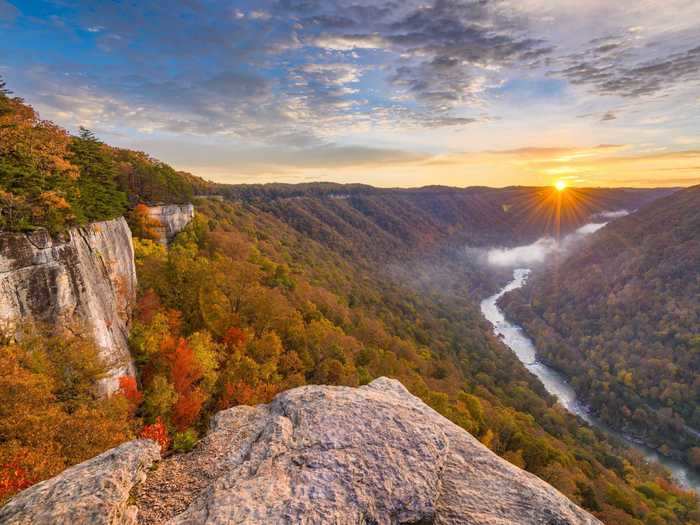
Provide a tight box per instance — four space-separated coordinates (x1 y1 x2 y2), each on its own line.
481 268 700 492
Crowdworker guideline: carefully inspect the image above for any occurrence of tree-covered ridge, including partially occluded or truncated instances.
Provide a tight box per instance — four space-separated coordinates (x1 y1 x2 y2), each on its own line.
1 194 698 522
0 78 207 233
0 77 697 522
119 198 695 524
219 183 672 256
500 185 700 470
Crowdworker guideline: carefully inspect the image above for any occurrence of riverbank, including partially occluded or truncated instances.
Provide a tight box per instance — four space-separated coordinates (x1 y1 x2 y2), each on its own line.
481 268 700 492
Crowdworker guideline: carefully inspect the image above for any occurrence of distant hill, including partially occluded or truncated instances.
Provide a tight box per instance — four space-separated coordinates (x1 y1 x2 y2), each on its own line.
216 183 672 256
500 185 700 467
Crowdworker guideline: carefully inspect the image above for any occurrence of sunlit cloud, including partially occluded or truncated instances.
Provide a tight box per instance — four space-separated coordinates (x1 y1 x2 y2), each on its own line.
0 0 698 187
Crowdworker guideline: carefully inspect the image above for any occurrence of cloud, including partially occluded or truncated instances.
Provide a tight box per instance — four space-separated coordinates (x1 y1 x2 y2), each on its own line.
482 215 622 268
312 34 386 51
2 0 699 185
592 209 629 220
294 0 552 113
600 110 617 122
0 0 18 23
486 238 558 267
575 222 607 234
555 37 700 98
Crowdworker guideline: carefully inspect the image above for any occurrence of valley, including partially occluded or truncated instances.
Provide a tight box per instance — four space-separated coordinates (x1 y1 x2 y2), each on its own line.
3 1 700 521
0 84 698 523
483 269 700 492
499 186 700 477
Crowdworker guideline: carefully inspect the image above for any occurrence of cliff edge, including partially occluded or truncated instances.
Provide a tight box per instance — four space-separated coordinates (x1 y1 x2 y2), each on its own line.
1 377 600 524
0 217 137 394
146 204 195 245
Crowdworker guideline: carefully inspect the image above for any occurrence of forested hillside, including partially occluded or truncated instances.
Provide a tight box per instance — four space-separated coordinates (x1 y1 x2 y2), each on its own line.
213 183 672 298
0 79 208 233
1 79 697 523
500 185 700 470
218 182 670 259
126 198 697 524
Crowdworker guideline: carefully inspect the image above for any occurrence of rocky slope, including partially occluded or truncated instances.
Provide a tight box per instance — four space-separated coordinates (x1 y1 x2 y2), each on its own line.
1 378 600 524
0 217 137 394
146 204 195 244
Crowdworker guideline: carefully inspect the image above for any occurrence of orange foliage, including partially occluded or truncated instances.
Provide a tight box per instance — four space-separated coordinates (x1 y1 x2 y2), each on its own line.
163 338 206 430
139 417 170 452
218 381 279 410
118 376 143 413
0 460 33 502
223 327 247 351
169 338 203 395
137 289 162 324
173 388 206 431
130 203 162 241
166 308 182 334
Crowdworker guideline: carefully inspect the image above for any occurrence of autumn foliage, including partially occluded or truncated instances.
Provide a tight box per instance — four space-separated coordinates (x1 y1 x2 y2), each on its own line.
223 327 247 351
118 376 143 413
0 461 32 502
0 333 133 503
128 203 162 241
139 417 170 452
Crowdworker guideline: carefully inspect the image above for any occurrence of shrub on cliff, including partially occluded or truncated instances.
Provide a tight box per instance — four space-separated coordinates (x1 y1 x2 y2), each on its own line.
0 331 134 503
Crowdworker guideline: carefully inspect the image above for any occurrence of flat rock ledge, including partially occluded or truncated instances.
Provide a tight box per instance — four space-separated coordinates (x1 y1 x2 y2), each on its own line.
1 378 601 525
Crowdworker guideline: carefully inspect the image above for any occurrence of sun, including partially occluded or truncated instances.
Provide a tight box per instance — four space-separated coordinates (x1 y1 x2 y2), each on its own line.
554 180 567 192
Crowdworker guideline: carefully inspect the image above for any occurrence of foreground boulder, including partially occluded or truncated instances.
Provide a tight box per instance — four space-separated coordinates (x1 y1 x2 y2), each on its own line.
0 440 160 525
2 378 601 524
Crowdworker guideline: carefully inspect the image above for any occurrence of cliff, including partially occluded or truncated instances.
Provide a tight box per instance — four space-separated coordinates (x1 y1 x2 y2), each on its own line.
1 378 600 524
0 217 137 394
146 204 195 244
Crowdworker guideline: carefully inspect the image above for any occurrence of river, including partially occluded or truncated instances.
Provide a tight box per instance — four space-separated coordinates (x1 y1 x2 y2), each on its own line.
481 268 700 492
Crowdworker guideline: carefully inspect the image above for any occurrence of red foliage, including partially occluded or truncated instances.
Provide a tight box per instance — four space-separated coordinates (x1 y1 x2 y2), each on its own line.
160 338 206 431
118 375 143 413
223 327 247 351
168 338 203 396
137 289 162 324
217 381 278 410
172 388 206 431
139 417 170 452
0 461 33 501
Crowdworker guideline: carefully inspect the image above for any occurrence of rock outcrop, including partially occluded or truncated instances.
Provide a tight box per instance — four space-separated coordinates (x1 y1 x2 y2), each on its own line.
2 378 601 524
0 440 161 525
0 217 137 394
146 204 195 244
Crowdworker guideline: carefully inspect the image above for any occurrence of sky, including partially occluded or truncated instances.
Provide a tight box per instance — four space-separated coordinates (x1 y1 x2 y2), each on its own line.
1 0 699 188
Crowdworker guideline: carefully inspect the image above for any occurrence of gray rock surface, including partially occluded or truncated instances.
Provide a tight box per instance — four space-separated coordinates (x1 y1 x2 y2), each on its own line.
146 204 195 244
0 217 137 394
2 379 601 524
0 440 161 525
142 378 600 524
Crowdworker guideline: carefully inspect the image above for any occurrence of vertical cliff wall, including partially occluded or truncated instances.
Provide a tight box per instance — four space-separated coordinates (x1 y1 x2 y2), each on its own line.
0 217 137 394
146 204 195 244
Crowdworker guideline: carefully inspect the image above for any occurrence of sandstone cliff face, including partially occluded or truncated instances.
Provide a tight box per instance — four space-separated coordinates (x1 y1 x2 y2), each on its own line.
146 204 195 244
0 217 137 394
1 378 601 525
